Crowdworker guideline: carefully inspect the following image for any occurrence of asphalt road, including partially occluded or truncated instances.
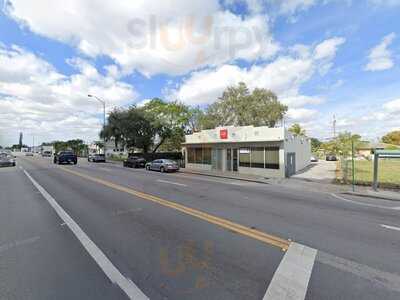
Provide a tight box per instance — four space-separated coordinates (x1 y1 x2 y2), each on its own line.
1 155 400 299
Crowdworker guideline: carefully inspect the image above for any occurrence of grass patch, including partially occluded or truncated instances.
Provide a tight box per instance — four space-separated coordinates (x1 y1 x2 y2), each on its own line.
339 159 400 188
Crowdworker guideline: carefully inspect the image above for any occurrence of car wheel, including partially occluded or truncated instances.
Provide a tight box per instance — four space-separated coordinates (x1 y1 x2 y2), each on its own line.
160 166 165 173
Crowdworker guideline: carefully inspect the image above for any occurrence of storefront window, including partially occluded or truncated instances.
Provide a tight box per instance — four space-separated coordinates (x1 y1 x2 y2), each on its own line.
239 148 250 167
187 147 212 165
188 148 196 163
251 147 264 168
203 148 212 165
195 148 203 164
265 147 279 169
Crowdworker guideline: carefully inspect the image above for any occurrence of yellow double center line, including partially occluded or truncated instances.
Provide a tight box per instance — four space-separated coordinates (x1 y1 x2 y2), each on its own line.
60 166 290 251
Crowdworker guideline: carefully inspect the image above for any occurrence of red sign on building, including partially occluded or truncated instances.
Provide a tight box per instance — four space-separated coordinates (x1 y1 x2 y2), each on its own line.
220 129 228 139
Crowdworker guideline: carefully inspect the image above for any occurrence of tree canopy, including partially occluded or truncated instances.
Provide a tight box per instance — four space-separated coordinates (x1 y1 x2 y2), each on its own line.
320 132 362 158
288 123 306 136
101 99 191 153
204 82 287 128
382 130 400 146
53 139 87 155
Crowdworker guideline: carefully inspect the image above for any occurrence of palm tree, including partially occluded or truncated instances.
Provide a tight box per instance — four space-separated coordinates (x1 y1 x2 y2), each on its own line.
289 123 306 136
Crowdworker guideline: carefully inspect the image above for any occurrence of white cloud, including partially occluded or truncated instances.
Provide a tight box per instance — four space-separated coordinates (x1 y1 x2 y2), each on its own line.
287 108 318 121
4 0 279 77
0 45 137 145
270 0 317 15
314 37 346 60
383 98 400 113
365 32 396 71
281 95 324 108
168 37 344 122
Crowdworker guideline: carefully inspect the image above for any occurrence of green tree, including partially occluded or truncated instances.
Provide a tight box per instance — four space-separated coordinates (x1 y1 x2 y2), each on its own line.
101 106 156 153
322 132 362 158
100 108 128 149
289 123 306 136
382 130 400 146
205 82 287 127
310 138 322 153
142 98 191 152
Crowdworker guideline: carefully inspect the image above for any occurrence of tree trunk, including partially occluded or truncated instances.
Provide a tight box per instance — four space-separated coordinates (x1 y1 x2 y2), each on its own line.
152 137 166 153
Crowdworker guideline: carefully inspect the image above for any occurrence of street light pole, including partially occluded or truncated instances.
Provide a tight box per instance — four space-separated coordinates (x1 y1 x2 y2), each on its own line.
88 94 106 160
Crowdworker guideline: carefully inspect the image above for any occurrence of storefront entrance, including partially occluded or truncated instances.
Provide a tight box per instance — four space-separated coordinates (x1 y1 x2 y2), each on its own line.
211 148 223 171
226 148 239 172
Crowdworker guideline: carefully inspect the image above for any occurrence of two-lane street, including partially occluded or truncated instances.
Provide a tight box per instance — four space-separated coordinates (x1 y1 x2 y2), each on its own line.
1 155 400 299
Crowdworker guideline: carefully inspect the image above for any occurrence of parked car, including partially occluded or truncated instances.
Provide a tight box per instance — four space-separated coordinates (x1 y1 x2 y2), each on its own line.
25 152 34 156
123 156 146 168
42 151 52 157
0 153 16 167
310 155 319 162
146 159 179 173
88 153 106 163
326 154 337 161
54 151 77 165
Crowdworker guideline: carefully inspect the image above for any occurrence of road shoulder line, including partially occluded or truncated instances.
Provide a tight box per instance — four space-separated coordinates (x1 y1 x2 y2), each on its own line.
263 242 317 300
156 179 188 187
381 224 400 232
23 169 149 300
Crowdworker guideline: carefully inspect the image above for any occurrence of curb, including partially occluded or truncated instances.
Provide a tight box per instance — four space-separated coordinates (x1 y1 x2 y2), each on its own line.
178 170 269 185
342 191 400 202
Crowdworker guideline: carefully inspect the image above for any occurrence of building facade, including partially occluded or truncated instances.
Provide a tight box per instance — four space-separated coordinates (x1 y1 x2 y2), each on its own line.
183 126 311 178
89 139 128 157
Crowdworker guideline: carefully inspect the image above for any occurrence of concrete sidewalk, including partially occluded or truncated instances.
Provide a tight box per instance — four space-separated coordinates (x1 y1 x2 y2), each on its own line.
179 168 271 184
344 188 400 202
180 168 400 201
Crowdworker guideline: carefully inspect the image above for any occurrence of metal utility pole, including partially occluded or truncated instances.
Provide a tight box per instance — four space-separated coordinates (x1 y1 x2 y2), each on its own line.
88 94 106 160
333 115 337 139
351 137 355 192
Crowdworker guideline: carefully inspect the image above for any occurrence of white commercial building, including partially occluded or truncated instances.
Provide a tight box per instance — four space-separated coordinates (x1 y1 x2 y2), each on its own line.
89 139 128 157
183 126 311 178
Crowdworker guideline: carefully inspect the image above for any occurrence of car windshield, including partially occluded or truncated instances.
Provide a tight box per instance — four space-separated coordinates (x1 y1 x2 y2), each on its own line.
61 151 74 155
163 159 176 164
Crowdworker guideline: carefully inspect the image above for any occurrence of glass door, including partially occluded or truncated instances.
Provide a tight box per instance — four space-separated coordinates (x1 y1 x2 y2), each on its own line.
226 149 232 171
232 149 238 172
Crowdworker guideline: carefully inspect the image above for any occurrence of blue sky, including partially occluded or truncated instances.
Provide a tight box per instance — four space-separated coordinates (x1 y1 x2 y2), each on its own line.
0 0 399 146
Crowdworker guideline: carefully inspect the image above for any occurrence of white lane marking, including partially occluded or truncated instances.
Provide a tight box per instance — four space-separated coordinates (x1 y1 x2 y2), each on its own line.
23 169 148 300
156 179 187 187
318 251 400 293
0 236 40 254
263 242 317 300
330 193 400 211
381 224 400 232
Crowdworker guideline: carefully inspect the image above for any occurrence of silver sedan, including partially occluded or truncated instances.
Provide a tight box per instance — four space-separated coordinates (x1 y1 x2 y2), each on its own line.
0 153 16 167
145 159 179 173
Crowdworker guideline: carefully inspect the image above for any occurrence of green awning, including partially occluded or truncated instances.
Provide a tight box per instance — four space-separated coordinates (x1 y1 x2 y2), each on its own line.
374 150 400 158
